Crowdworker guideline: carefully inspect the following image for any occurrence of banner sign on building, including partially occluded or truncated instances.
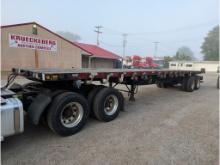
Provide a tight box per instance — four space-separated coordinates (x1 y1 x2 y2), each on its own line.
9 34 57 52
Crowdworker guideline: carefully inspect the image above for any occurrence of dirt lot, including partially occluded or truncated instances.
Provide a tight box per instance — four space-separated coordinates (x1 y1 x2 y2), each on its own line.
1 73 219 165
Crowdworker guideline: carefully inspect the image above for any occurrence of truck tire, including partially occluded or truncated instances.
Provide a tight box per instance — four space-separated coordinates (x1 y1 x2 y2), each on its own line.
156 82 162 88
181 78 188 91
88 85 106 116
93 87 123 122
156 82 168 88
39 90 69 126
157 82 168 88
80 84 96 97
161 82 168 88
118 91 125 111
47 92 89 136
185 76 195 92
194 77 200 90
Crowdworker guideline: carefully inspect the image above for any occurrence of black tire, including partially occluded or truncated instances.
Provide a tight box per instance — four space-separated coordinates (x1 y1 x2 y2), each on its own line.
88 85 106 117
47 92 89 136
80 84 96 97
156 82 162 88
93 87 123 122
194 77 200 90
50 89 69 98
186 76 195 92
161 82 168 88
156 82 168 88
181 78 188 91
118 91 125 111
167 83 174 87
40 90 69 126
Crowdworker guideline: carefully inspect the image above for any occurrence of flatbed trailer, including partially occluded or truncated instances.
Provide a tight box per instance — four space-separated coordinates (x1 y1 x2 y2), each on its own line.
1 67 204 138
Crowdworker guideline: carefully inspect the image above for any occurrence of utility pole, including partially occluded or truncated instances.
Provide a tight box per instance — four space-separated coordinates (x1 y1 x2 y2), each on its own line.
94 25 102 46
153 41 160 58
122 33 127 69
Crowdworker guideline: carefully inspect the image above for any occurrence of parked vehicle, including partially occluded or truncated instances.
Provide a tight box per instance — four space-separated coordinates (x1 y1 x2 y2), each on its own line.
123 55 163 69
1 67 204 139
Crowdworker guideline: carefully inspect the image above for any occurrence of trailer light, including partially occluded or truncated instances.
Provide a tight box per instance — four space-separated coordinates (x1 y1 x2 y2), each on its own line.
52 75 59 80
45 74 59 80
45 75 51 80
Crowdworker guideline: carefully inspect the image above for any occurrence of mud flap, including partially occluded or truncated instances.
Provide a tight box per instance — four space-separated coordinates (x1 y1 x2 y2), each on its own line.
27 93 51 125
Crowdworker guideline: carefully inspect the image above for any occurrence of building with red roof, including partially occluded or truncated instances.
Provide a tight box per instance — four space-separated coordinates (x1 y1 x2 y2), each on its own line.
73 42 121 68
1 22 121 71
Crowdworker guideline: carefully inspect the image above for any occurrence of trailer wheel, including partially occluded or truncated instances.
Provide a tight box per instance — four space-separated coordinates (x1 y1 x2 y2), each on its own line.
161 83 168 88
186 76 195 92
181 78 188 91
194 77 200 90
47 92 89 136
156 82 168 88
118 91 125 111
156 82 162 88
80 84 96 97
93 87 123 122
88 85 106 116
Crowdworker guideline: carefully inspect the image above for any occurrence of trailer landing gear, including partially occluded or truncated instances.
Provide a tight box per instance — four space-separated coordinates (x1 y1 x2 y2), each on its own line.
129 84 136 102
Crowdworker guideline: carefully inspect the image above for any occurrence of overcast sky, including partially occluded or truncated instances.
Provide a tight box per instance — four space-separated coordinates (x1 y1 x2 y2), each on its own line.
1 0 219 59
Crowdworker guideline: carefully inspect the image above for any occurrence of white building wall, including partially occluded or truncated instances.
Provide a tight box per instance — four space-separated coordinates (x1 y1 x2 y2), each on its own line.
169 61 219 72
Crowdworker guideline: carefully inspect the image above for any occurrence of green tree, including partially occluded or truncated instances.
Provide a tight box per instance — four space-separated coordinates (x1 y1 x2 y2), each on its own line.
57 31 81 42
163 56 174 68
174 46 194 61
201 26 219 61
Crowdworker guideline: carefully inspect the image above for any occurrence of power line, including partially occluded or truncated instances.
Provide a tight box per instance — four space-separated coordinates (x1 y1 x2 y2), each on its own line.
100 40 122 47
130 20 218 35
102 27 123 35
94 25 103 46
102 20 217 36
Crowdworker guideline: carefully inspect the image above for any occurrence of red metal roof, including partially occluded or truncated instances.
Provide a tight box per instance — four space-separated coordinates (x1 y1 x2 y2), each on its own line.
74 42 121 60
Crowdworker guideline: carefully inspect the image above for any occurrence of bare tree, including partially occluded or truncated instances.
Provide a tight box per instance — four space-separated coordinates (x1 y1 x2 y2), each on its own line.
174 46 194 61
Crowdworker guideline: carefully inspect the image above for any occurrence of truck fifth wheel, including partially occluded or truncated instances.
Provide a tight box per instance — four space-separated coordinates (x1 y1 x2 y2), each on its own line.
1 68 204 139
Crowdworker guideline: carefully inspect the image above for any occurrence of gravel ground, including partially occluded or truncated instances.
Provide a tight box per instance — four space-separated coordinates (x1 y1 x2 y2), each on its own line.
1 73 219 165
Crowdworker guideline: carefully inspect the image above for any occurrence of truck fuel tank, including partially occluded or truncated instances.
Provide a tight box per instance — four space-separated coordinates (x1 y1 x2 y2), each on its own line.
1 89 24 140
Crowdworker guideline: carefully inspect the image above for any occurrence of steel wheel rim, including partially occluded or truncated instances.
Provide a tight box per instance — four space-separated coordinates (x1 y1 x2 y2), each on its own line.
104 95 119 115
60 102 83 128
